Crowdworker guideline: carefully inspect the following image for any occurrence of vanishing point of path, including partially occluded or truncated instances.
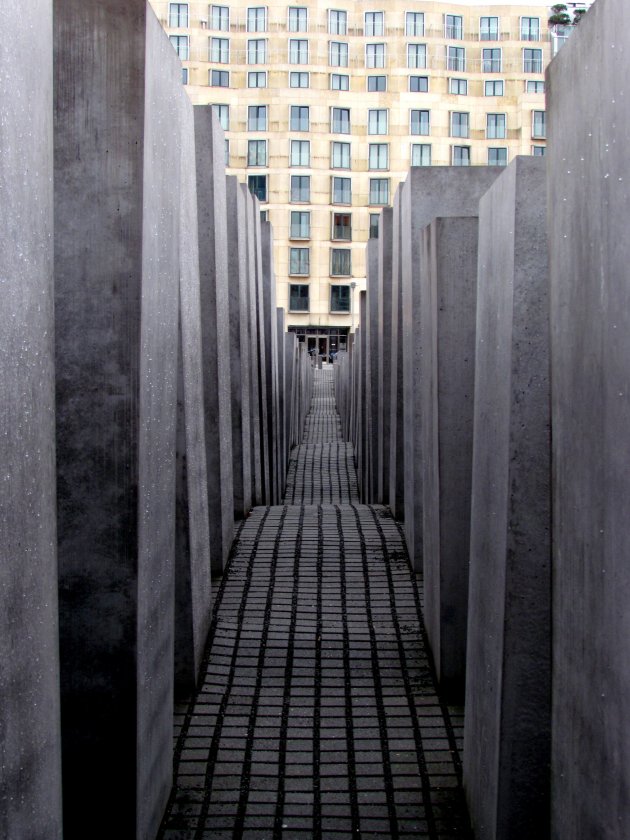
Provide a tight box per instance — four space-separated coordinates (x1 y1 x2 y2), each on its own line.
159 368 471 839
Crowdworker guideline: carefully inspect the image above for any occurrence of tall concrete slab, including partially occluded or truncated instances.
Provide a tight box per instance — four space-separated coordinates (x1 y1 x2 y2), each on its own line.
284 332 297 453
420 216 478 701
252 202 271 504
401 167 501 569
54 5 182 836
0 3 62 837
377 207 394 507
389 185 405 520
365 239 379 502
261 222 280 504
194 105 234 573
277 308 287 492
547 3 630 837
464 157 550 840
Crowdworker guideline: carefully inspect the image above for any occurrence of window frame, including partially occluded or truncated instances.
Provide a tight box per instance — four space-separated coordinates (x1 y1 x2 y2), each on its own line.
449 77 467 95
248 173 268 201
290 211 311 240
479 16 499 41
450 111 470 139
288 6 308 32
210 4 229 31
445 14 463 40
248 70 268 88
289 247 310 276
331 212 352 241
330 284 351 312
520 16 540 41
411 143 431 166
289 283 309 312
532 110 546 139
247 104 268 131
330 73 350 91
485 79 504 96
290 139 310 167
369 177 390 206
482 47 502 73
488 147 508 166
331 107 351 135
210 68 229 87
329 40 349 67
331 141 351 170
486 113 506 140
451 145 471 166
364 11 384 37
169 3 189 28
330 248 352 277
212 102 229 130
169 34 189 59
410 75 429 93
247 138 268 167
329 9 347 35
289 38 309 64
290 174 311 203
247 38 267 64
331 175 352 205
410 108 430 136
368 142 389 170
405 11 424 37
366 42 386 69
368 108 388 135
247 6 267 32
447 45 466 72
407 43 427 69
289 71 309 88
523 48 543 73
290 104 310 132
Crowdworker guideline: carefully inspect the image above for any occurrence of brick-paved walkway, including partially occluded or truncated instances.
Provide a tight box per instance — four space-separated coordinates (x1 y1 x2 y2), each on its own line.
158 368 471 839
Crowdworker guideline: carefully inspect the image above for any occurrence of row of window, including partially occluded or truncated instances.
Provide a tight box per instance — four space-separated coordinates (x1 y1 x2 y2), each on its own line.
288 283 350 313
170 4 544 42
289 247 353 277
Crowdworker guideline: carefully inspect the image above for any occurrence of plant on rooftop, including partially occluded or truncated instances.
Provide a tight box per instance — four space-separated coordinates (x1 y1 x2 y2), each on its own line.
548 3 571 26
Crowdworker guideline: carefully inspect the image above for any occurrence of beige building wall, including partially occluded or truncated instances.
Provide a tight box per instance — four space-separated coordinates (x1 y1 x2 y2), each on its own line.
151 0 551 347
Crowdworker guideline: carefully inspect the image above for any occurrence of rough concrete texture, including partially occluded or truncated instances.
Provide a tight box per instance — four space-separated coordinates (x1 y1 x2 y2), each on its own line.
284 332 297 450
54 4 182 836
401 167 501 569
0 3 63 837
389 185 406 521
194 105 234 573
365 239 380 502
420 217 478 701
547 3 630 837
377 207 394 507
464 157 550 840
277 307 287 493
261 222 280 504
252 203 271 503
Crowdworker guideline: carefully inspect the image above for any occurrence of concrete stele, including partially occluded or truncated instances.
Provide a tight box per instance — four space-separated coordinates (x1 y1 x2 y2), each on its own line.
377 207 394 507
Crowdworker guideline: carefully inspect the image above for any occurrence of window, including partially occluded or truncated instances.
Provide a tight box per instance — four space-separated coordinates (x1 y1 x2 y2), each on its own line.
452 145 470 166
447 46 466 71
290 211 310 239
211 5 229 31
248 174 267 201
290 71 309 88
248 71 267 87
329 41 349 67
369 214 380 238
449 78 467 95
182 67 189 84
290 139 310 166
407 44 426 69
331 249 351 276
332 176 351 204
289 6 308 32
224 139 229 165
486 113 506 139
331 142 350 169
411 143 431 166
488 147 508 166
289 39 308 64
290 174 310 202
289 247 309 275
482 48 502 73
410 75 429 92
532 110 546 139
480 16 499 40
366 43 385 68
365 11 384 36
331 73 349 91
247 6 266 31
368 75 386 92
248 105 267 131
169 3 188 28
521 17 540 41
331 107 350 134
290 105 309 131
369 143 389 170
523 48 543 73
485 79 504 96
247 38 266 63
332 213 352 240
451 112 469 138
248 139 267 166
210 36 229 62
527 80 545 93
369 178 389 205
531 145 545 157
368 109 388 135
289 284 309 311
213 103 229 130
329 9 347 35
331 285 351 312
170 35 189 59
410 109 430 135
406 12 424 36
445 14 463 39
211 69 229 86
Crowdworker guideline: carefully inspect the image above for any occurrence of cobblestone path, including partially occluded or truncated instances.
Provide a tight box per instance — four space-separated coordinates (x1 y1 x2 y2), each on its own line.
159 368 471 839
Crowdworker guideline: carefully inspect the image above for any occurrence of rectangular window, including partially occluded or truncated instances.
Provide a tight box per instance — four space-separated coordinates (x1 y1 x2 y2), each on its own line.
289 284 309 311
211 69 229 86
411 143 431 166
521 17 540 41
289 38 308 64
211 5 229 31
449 78 467 95
369 143 389 170
213 103 229 130
452 145 470 166
289 247 310 275
365 11 384 36
331 73 349 91
170 35 189 59
410 75 429 92
486 113 506 139
447 46 466 71
368 109 388 135
331 285 351 312
482 48 502 73
480 16 499 40
224 138 229 165
369 178 389 205
527 80 545 93
290 174 310 202
407 43 426 69
531 145 545 157
523 48 543 73
451 111 469 138
290 211 310 239
331 142 351 169
331 107 350 134
247 6 266 31
485 79 504 96
410 109 430 136
332 212 352 241
290 71 309 88
210 36 229 62
248 71 267 87
290 105 310 131
248 139 267 166
532 110 546 139
289 6 308 32
329 9 347 35
332 176 351 204
329 41 349 67
488 147 508 166
290 139 310 166
248 104 267 131
366 43 385 69
247 38 266 63
369 213 380 238
248 174 267 201
406 12 424 37
182 67 189 84
368 75 386 92
445 14 463 39
331 249 351 276
169 3 189 28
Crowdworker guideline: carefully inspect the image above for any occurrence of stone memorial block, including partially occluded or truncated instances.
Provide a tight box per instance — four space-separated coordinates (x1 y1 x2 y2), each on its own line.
389 184 406 520
377 207 394 507
366 239 379 503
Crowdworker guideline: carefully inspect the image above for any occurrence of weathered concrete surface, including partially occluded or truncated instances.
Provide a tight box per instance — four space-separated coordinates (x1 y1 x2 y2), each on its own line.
0 3 62 837
464 157 550 840
54 5 182 836
377 207 394 507
389 185 406 521
547 4 630 837
365 240 379 502
252 204 271 503
420 216 478 701
261 222 280 504
277 308 287 494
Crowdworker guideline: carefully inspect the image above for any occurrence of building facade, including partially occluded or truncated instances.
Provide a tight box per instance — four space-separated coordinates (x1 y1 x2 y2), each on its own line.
152 0 552 353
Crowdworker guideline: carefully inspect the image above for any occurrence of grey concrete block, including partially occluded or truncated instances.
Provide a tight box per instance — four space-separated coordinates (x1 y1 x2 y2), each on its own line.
0 3 62 837
365 239 379 503
277 308 287 492
261 222 279 504
252 204 271 503
284 332 297 452
464 157 550 840
377 208 394 507
388 184 406 521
